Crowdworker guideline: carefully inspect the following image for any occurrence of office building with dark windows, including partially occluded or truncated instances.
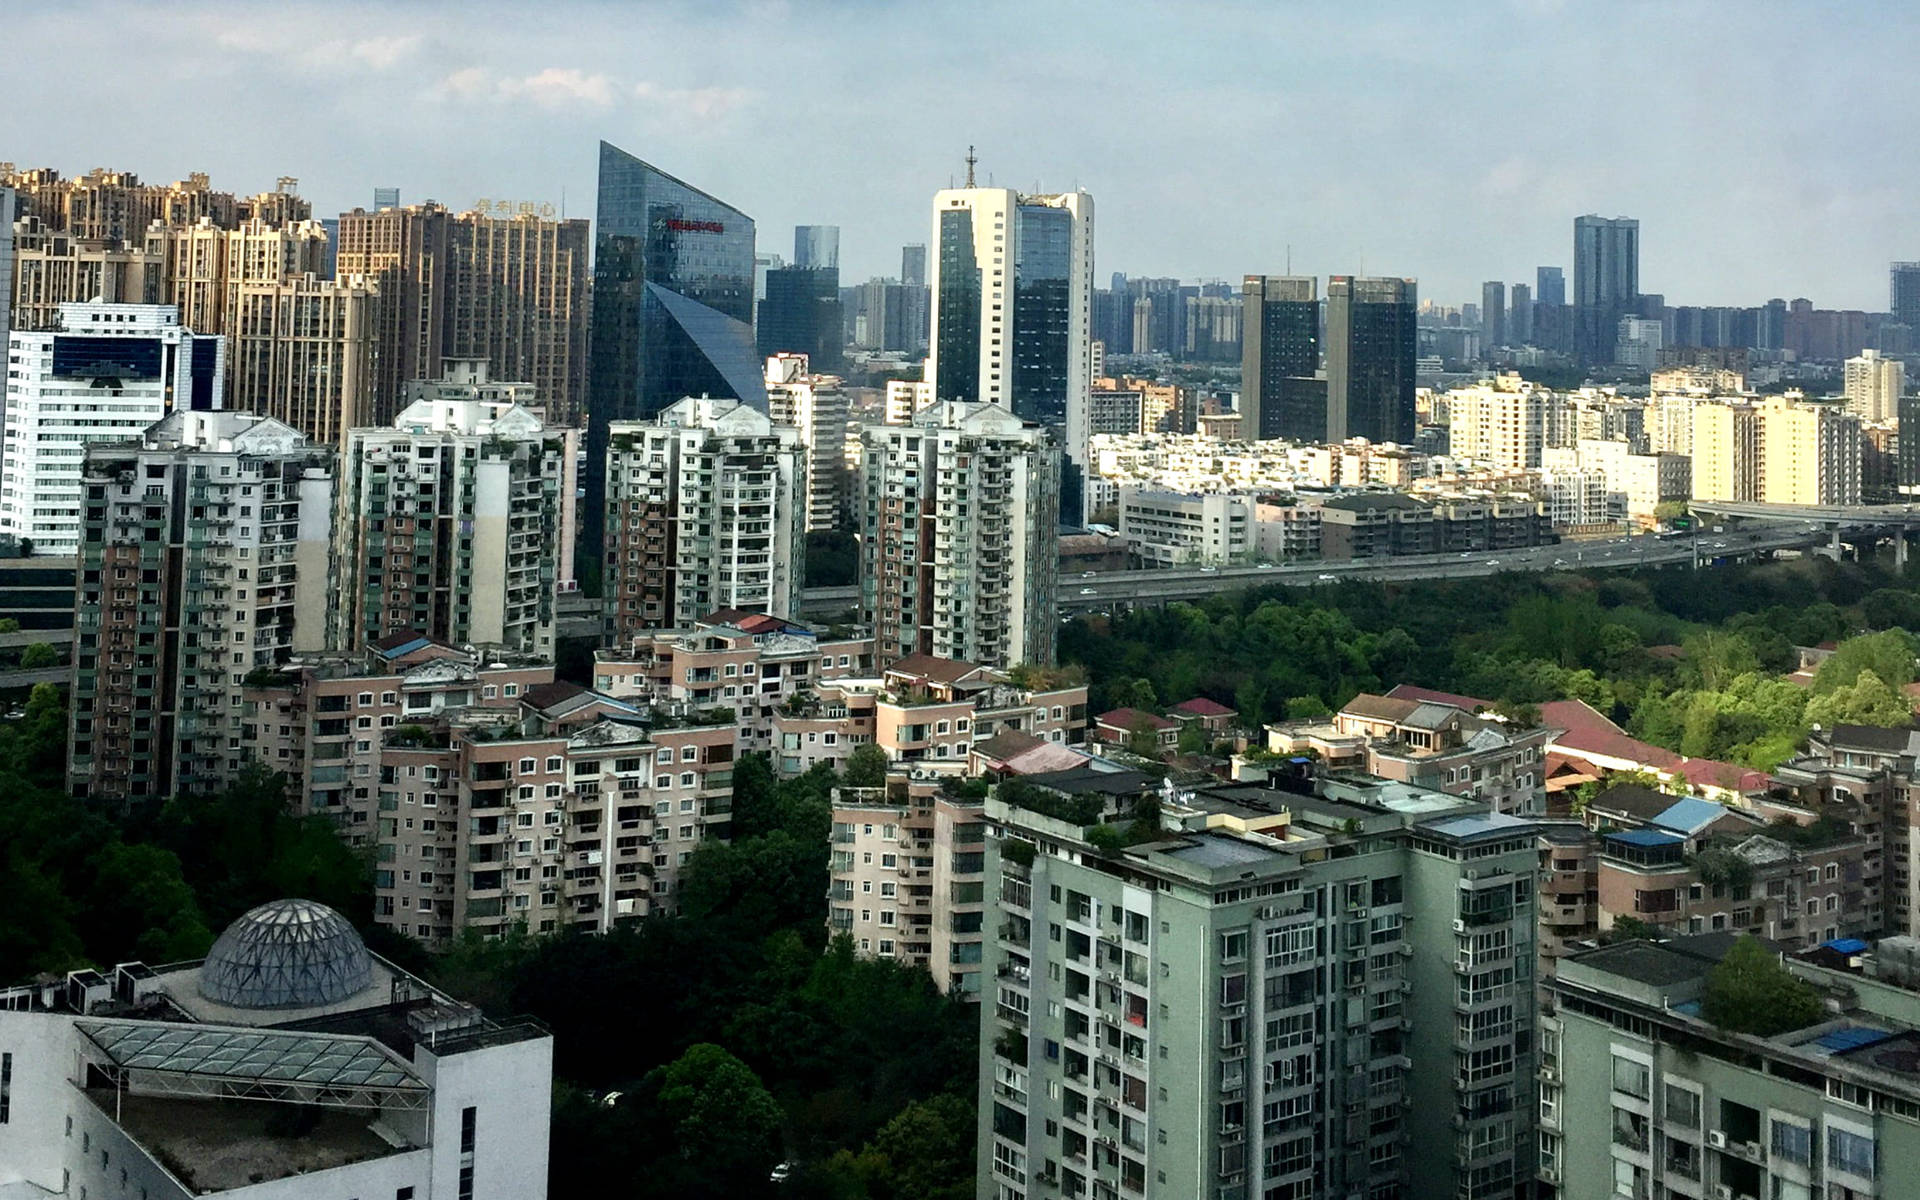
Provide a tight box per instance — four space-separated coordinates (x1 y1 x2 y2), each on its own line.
1327 276 1418 445
758 263 843 373
586 141 763 552
1239 275 1323 441
1574 215 1640 364
925 179 1093 508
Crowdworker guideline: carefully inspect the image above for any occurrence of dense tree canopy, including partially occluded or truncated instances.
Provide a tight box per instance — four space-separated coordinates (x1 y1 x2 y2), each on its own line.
1062 556 1920 773
1702 935 1825 1036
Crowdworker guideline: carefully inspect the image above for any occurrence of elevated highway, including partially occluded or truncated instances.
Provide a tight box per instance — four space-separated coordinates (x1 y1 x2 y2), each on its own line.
791 525 1825 620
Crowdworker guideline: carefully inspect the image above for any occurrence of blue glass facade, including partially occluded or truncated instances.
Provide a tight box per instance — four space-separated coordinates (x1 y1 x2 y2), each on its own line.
1010 203 1071 426
587 141 761 549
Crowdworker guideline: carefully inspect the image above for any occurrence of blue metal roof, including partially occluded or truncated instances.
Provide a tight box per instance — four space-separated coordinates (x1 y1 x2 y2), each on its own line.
1814 1027 1894 1052
1604 828 1686 847
1823 938 1871 955
1649 797 1727 834
373 635 432 660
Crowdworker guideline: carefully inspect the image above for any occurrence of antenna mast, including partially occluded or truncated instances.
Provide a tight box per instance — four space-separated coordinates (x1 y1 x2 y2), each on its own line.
965 146 977 188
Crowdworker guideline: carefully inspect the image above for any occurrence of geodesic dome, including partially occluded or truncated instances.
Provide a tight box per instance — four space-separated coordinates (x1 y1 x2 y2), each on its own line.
199 899 374 1009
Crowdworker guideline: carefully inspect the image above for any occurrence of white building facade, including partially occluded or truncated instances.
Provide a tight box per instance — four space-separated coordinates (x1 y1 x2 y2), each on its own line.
2 302 224 554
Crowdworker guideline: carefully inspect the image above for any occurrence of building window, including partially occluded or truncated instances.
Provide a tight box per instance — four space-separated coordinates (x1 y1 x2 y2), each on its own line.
1771 1119 1811 1166
1663 1083 1699 1128
0 1051 9 1124
1828 1127 1875 1178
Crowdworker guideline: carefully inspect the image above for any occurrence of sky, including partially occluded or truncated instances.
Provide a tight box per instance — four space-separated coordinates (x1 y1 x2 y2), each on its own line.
8 0 1918 310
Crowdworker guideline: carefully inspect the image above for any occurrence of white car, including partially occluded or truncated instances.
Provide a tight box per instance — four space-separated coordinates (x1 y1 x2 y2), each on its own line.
1317 573 1338 582
1079 587 1097 596
770 1162 794 1183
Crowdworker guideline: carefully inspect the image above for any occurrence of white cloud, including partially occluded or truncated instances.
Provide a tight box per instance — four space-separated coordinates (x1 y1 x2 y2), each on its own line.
633 81 752 119
347 35 422 70
212 25 421 72
433 66 618 109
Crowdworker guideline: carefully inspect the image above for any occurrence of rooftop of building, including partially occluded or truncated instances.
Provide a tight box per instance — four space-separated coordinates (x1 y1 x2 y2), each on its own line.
1096 707 1179 731
1172 697 1235 717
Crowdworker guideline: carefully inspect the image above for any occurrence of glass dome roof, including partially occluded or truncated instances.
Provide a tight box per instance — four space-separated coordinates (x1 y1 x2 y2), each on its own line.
198 899 374 1009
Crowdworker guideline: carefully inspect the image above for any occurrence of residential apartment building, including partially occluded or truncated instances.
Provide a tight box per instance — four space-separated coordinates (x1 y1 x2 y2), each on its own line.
592 612 875 759
774 654 1088 778
227 271 380 447
333 391 577 657
444 207 592 426
0 899 552 1200
1844 348 1905 423
764 353 853 532
2 302 224 555
1546 437 1689 525
1445 372 1550 469
246 641 736 943
1252 500 1323 561
603 396 807 641
1544 935 1920 1200
245 633 547 833
859 401 1061 670
1323 692 1552 814
335 203 450 422
7 211 164 332
68 411 332 802
978 775 1540 1200
1117 488 1256 567
1692 396 1862 506
147 215 332 342
1318 492 1552 560
830 779 991 995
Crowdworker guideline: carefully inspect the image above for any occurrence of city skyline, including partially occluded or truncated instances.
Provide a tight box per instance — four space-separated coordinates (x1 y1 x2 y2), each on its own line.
7 1 1919 311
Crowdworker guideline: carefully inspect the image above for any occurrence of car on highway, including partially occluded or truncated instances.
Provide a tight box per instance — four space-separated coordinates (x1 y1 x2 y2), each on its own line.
1079 587 1097 595
1317 573 1338 581
1485 559 1501 567
1200 565 1217 572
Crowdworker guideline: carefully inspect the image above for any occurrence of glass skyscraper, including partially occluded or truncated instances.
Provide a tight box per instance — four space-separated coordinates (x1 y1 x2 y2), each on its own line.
1327 275 1417 445
1240 275 1323 441
587 141 762 552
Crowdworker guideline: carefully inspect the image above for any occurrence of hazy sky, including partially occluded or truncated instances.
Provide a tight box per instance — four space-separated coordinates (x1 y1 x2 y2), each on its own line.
10 1 1916 309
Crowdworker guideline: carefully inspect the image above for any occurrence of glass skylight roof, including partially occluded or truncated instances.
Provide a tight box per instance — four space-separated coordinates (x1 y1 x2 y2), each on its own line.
77 1021 424 1093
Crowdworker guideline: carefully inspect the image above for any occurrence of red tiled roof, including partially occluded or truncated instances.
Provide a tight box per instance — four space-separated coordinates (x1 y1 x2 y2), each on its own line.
1172 697 1235 717
1097 707 1179 731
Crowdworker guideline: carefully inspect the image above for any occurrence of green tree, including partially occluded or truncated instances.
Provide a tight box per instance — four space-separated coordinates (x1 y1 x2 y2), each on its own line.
0 618 18 633
1805 668 1913 728
1126 716 1164 759
1176 721 1207 756
18 643 57 669
859 1093 975 1200
843 744 889 788
1284 694 1329 721
1812 629 1919 694
728 752 779 838
651 1044 785 1194
1701 935 1824 1036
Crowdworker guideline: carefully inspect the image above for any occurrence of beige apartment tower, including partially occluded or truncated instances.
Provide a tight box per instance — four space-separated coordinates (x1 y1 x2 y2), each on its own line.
228 272 381 448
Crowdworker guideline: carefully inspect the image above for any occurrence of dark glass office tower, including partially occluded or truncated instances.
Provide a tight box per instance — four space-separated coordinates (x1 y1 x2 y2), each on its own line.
1011 202 1072 426
1574 215 1638 364
1240 275 1322 441
1327 276 1416 444
1535 265 1565 308
757 265 843 373
934 208 982 403
1892 262 1920 336
587 141 761 550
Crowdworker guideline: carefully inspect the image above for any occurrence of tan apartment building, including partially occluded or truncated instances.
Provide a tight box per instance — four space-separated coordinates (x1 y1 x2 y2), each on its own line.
228 271 381 447
603 397 808 640
776 654 1088 778
332 392 578 657
246 643 736 945
336 202 591 426
243 634 554 838
69 412 334 802
8 212 162 330
830 779 989 995
594 612 872 758
860 401 1061 670
1692 394 1861 505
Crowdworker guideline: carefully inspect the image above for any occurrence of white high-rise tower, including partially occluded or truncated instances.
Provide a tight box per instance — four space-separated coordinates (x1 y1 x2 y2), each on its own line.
925 154 1093 510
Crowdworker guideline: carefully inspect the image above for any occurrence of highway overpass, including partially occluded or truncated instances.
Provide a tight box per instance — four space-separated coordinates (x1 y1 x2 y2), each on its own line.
1687 501 1920 568
791 525 1824 620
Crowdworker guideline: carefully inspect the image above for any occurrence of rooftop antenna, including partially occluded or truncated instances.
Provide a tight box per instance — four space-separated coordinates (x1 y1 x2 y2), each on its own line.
965 145 977 188
1286 243 1292 274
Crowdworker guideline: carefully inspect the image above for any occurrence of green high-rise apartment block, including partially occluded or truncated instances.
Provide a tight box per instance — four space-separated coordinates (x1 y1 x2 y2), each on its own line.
977 773 1539 1200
